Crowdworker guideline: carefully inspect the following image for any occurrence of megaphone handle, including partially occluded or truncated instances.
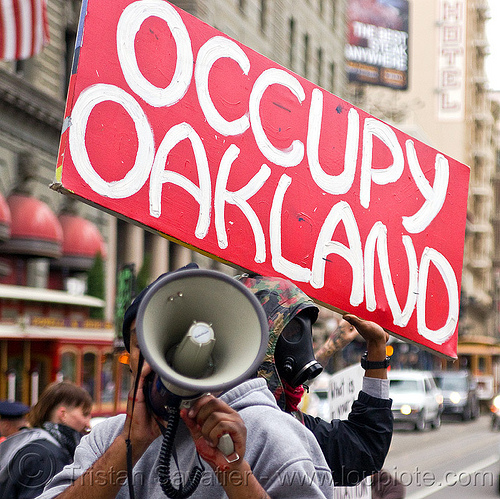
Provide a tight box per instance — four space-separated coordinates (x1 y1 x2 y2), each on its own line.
218 434 239 463
180 398 239 463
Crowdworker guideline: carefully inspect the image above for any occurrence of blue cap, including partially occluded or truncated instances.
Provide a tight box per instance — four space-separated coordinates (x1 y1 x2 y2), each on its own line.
0 400 30 419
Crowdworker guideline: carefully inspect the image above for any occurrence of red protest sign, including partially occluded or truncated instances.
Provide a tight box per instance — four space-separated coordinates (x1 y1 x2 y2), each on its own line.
53 0 470 358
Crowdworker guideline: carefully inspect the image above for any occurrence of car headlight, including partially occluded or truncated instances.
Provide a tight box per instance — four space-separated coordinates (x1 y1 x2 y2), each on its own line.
493 395 500 410
449 392 461 404
400 404 412 415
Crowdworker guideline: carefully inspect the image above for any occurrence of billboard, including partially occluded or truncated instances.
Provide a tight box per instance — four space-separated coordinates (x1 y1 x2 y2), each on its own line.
53 0 470 358
345 0 409 89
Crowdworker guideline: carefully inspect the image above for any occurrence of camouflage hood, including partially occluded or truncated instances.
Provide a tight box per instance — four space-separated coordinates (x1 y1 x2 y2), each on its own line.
238 274 319 410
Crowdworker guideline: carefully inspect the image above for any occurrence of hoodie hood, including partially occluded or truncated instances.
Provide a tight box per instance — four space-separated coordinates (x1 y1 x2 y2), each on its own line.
220 378 278 413
238 274 319 410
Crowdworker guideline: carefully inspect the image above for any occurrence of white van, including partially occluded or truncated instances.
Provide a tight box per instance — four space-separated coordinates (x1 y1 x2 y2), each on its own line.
388 370 443 431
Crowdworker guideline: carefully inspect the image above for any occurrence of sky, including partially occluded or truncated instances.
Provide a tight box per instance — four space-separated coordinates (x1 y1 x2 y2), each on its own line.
486 3 500 91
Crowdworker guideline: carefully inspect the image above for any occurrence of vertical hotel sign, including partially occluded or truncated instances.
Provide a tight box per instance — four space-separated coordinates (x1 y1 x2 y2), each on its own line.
437 0 466 121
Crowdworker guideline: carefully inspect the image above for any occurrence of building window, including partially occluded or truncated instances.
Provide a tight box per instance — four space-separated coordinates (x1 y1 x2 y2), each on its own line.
27 258 49 288
82 351 96 399
7 359 23 402
317 47 323 86
331 0 336 29
329 62 335 93
289 18 296 69
60 351 77 382
119 360 131 406
101 353 114 405
478 356 486 373
1 302 18 321
15 60 26 75
303 33 310 78
260 0 267 33
64 27 77 96
239 0 246 14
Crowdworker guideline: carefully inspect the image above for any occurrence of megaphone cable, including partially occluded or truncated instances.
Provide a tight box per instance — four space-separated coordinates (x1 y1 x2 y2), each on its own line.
126 353 204 499
125 353 144 499
157 408 204 498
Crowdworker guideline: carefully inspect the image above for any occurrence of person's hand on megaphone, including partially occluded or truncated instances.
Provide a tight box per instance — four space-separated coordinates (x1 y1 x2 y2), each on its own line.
181 395 272 497
180 394 245 471
121 326 162 462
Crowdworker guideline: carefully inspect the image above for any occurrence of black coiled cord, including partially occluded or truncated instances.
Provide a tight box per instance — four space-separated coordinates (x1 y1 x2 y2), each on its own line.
158 408 203 498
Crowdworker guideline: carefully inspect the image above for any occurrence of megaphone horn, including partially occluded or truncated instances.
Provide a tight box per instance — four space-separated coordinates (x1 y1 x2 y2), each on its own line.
135 268 269 412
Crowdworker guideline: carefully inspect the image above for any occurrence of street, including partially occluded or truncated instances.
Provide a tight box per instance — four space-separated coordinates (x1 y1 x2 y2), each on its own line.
383 415 500 498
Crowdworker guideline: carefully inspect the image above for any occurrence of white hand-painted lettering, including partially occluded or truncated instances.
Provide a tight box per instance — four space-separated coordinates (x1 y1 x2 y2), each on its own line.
310 201 363 307
307 88 358 195
117 0 193 107
364 222 418 327
360 118 404 209
195 36 250 136
150 122 211 239
417 247 459 345
403 140 449 233
67 1 462 347
270 175 312 281
215 144 270 262
249 68 305 167
69 83 155 198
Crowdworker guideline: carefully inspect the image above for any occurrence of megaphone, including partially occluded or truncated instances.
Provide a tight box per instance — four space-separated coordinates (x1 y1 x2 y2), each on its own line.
135 268 269 416
133 268 268 498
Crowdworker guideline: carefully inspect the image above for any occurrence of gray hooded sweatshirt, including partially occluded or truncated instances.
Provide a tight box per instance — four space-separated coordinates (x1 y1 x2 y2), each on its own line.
38 378 333 498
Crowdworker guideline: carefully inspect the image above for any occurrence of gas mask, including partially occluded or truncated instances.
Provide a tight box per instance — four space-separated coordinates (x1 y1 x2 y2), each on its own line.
274 313 323 387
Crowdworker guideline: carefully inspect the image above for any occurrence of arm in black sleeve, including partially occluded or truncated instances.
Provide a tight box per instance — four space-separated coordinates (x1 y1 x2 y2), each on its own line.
303 391 393 486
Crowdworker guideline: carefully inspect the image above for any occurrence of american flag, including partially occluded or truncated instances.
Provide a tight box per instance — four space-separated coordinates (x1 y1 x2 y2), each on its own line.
0 0 50 62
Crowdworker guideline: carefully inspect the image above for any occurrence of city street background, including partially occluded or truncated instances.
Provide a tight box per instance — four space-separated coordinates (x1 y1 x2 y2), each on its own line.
385 415 500 498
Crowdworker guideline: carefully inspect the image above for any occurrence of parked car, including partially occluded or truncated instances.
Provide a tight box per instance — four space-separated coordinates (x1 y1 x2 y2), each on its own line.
388 370 443 431
433 370 480 421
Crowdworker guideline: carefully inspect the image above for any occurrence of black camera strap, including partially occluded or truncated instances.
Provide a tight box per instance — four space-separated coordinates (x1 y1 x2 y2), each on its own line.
126 352 144 499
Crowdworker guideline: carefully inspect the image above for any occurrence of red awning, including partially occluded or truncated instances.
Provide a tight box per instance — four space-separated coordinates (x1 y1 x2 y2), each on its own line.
0 192 11 241
0 194 63 258
57 213 106 270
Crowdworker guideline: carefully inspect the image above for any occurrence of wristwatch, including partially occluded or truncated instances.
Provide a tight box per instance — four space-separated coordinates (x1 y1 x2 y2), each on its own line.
360 351 390 370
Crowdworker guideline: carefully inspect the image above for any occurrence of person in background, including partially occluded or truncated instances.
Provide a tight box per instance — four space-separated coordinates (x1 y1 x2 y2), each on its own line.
239 274 393 486
315 317 359 368
0 381 92 499
0 401 30 443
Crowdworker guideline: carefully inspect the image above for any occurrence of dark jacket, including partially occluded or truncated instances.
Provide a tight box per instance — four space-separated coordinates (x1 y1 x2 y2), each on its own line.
303 390 393 486
0 425 80 499
0 439 70 499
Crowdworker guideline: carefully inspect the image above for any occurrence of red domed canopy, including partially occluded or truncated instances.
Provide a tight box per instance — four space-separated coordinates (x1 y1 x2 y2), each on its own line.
57 214 106 270
0 194 63 258
0 192 12 241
